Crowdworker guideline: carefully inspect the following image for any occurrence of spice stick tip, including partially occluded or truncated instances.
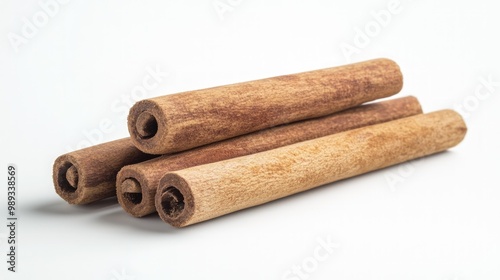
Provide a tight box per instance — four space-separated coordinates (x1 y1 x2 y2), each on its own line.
135 111 158 139
65 165 79 188
122 178 143 204
160 186 185 218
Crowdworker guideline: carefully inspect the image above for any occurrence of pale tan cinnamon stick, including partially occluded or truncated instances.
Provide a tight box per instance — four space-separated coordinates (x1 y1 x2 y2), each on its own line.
53 138 156 204
128 58 403 154
156 110 467 227
117 96 422 217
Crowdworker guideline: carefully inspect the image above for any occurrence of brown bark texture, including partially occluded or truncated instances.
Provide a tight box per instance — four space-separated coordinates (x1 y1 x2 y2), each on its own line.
156 110 467 227
117 96 421 217
53 138 156 204
128 58 403 154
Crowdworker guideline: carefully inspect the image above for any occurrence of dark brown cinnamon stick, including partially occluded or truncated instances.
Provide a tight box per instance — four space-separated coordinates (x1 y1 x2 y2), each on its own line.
128 58 403 154
117 96 421 217
53 138 156 204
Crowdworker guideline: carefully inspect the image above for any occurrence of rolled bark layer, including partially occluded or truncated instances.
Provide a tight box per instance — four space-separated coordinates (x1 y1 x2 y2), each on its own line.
53 138 156 204
118 96 422 217
156 110 467 227
128 58 403 154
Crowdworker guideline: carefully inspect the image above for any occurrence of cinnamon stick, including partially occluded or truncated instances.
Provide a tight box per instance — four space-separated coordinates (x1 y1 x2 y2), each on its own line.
128 58 403 154
118 96 421 217
156 110 467 227
53 138 156 204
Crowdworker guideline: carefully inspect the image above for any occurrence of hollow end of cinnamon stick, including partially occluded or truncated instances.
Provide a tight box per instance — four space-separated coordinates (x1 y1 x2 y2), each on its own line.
128 100 167 154
54 156 79 193
122 178 142 204
156 174 194 227
116 168 158 217
53 155 116 204
135 111 158 139
53 138 157 205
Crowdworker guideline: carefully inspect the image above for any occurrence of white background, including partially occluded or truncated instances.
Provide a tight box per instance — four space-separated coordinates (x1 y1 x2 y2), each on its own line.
1 0 500 279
